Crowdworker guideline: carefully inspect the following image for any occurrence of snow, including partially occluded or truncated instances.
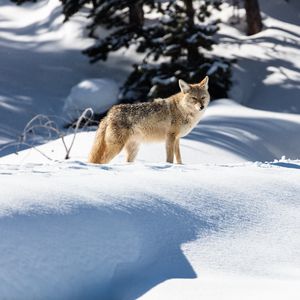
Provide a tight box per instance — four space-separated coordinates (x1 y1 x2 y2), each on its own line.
0 0 132 151
1 99 300 299
2 99 300 165
207 61 229 76
214 0 300 113
0 150 299 299
0 0 300 299
63 78 119 120
151 76 177 86
187 32 213 44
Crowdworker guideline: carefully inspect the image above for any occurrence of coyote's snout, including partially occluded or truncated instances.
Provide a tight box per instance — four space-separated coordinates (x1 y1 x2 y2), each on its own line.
88 76 210 164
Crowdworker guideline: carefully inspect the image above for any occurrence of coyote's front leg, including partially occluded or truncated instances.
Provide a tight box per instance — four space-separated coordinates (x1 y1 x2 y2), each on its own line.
175 138 182 164
166 133 176 163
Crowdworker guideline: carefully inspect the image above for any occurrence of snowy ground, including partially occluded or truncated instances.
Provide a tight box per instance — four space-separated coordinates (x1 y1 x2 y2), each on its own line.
0 0 300 299
1 145 300 300
1 0 299 151
1 100 300 299
0 0 132 151
216 0 300 113
2 99 300 165
0 154 300 300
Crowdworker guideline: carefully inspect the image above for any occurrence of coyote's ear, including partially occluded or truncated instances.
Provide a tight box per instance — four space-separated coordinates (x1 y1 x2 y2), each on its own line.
179 79 191 94
199 76 209 90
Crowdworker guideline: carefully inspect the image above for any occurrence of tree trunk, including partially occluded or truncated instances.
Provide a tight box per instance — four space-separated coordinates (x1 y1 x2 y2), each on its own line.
183 0 199 62
244 0 263 35
129 1 144 28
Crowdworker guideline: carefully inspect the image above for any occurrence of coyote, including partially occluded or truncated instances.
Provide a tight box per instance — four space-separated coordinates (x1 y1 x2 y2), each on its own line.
88 76 210 164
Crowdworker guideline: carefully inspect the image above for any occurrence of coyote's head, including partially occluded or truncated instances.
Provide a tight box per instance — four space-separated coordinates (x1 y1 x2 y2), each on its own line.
178 76 210 111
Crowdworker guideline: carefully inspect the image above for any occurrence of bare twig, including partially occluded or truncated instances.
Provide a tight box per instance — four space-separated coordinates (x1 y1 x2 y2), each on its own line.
0 140 54 161
0 108 94 161
21 142 55 161
64 108 93 159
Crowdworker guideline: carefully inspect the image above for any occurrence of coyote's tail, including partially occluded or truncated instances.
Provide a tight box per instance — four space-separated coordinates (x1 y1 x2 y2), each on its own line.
88 118 108 163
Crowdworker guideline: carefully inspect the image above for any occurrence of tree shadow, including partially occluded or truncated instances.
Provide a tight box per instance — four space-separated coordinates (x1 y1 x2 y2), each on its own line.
230 56 300 113
0 42 134 155
269 162 300 169
217 8 300 114
260 0 300 27
266 26 300 40
185 112 300 161
0 5 63 36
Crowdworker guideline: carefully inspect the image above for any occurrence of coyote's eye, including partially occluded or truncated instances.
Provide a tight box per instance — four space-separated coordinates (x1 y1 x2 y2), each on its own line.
201 96 206 100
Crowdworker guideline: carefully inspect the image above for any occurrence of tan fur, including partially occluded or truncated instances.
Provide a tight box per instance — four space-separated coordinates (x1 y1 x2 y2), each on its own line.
88 76 210 164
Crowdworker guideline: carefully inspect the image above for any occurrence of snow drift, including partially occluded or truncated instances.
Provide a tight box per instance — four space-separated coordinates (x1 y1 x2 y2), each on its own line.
1 100 300 299
0 0 300 299
0 160 299 300
2 100 300 165
63 78 119 120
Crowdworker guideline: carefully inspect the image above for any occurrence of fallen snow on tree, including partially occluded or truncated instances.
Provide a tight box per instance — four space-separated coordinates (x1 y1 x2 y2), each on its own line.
63 78 119 120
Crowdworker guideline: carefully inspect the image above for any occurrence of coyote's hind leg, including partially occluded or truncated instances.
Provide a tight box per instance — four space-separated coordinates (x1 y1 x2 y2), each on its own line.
100 142 124 164
125 140 140 163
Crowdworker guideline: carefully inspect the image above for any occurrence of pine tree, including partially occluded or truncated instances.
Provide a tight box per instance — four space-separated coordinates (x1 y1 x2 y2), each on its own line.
118 0 232 102
244 0 263 35
11 0 232 104
78 0 151 61
80 0 231 102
